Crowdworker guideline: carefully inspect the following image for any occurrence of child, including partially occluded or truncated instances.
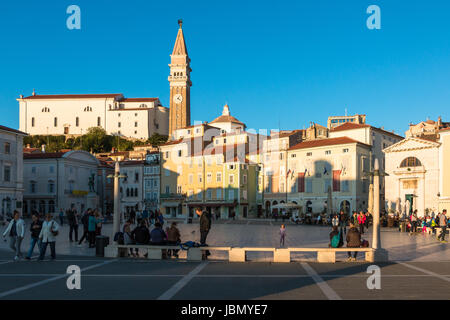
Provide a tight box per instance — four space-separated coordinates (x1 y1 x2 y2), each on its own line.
279 225 286 247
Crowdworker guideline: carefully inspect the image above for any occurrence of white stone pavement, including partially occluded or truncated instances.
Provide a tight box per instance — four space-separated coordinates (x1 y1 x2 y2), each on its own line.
0 219 448 261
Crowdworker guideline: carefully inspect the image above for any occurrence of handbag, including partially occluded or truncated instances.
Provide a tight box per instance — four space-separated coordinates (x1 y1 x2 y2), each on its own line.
51 221 59 236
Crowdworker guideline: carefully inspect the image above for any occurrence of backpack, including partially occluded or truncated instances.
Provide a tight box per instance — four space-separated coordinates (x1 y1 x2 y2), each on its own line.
180 241 201 250
114 231 125 245
331 230 342 248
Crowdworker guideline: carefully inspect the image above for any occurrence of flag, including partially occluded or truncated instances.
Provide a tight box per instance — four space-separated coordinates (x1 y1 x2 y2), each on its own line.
286 169 291 178
291 169 295 179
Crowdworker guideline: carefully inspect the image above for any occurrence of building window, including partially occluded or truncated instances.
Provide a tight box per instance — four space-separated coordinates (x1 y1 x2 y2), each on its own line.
97 117 101 126
4 143 11 154
177 186 182 194
32 117 35 127
139 104 147 108
325 150 331 155
76 117 79 127
307 152 312 157
30 182 36 193
188 174 193 184
216 189 222 199
243 175 247 184
135 122 138 127
178 150 182 157
165 151 169 159
165 186 170 194
343 148 349 153
118 122 121 128
229 175 234 184
48 182 55 193
400 157 422 168
216 172 222 182
198 173 203 183
4 166 11 182
291 154 296 158
207 172 212 183
54 117 57 127
84 106 92 112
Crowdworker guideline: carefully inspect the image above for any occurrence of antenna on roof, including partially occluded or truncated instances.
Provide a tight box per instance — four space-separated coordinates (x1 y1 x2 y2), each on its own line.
345 107 347 117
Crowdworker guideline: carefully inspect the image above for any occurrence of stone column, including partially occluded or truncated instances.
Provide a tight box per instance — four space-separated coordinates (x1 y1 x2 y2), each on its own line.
372 158 388 261
112 161 121 243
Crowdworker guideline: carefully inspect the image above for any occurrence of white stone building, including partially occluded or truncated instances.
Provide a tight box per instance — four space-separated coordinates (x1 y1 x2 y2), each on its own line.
0 125 26 218
18 93 169 140
23 150 99 215
384 137 441 217
119 160 145 215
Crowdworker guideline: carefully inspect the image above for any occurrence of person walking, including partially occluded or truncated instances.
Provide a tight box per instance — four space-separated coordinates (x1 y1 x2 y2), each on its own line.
2 210 25 261
365 212 371 229
25 213 43 260
279 224 286 247
157 210 165 227
38 213 59 261
437 209 448 242
132 220 150 257
346 222 361 262
78 209 90 246
67 208 79 242
58 208 64 226
167 222 181 258
88 210 101 248
358 211 366 234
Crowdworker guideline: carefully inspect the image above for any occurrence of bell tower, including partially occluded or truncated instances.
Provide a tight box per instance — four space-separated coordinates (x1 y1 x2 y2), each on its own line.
168 19 191 137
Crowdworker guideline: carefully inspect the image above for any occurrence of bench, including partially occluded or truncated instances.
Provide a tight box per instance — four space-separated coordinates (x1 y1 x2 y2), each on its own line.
104 244 374 263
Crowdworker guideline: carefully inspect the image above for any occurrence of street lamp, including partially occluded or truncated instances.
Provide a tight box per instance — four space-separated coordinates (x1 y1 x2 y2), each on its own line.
363 158 389 262
107 161 127 243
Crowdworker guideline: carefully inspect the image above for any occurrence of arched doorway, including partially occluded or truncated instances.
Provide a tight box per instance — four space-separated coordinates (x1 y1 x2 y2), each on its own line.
340 200 351 215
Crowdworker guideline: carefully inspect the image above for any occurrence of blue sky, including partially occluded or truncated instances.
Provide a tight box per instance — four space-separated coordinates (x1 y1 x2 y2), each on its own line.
1 0 449 135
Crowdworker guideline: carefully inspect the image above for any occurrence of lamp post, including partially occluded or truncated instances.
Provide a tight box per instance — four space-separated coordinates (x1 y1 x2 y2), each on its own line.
107 161 127 244
364 158 389 262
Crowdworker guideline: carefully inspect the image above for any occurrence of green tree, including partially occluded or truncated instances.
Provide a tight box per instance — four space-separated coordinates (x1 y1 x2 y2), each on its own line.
147 133 168 146
81 127 113 153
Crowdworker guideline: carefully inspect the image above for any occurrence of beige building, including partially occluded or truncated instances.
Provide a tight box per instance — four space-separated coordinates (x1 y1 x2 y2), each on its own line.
286 137 372 215
18 93 169 140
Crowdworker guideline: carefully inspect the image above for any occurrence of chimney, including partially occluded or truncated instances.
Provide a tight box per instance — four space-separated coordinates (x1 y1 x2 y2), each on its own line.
41 144 46 153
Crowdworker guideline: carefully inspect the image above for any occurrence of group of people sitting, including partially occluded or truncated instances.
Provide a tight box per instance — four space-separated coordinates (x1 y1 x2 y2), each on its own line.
120 219 181 258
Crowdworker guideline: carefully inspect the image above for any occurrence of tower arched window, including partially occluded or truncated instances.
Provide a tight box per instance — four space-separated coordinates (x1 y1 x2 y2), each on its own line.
31 117 35 127
139 104 147 108
76 117 79 127
84 106 92 112
126 188 130 197
97 117 101 126
400 157 422 168
41 107 50 112
54 117 58 127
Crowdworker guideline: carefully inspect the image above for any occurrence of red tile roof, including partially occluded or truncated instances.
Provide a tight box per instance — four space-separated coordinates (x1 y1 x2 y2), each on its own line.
21 94 123 100
121 98 159 102
0 125 27 136
331 122 404 139
24 152 68 159
210 115 246 127
330 122 370 132
289 137 371 151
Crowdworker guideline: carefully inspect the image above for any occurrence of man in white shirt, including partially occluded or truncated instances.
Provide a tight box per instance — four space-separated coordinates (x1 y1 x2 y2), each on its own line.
2 210 25 261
